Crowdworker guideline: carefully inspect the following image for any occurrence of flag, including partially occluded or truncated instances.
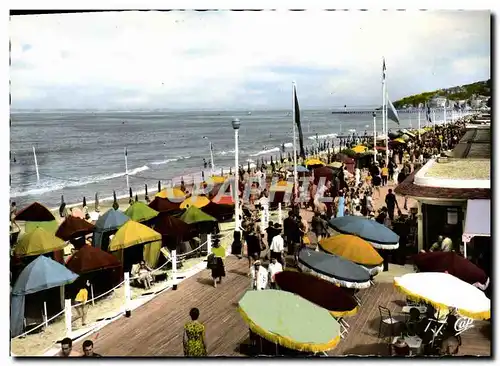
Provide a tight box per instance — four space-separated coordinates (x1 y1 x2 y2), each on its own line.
382 57 386 81
386 95 400 125
425 103 432 123
293 84 306 159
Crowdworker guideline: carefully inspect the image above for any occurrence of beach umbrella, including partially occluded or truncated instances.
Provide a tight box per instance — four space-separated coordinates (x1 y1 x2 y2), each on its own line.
413 252 488 285
287 165 309 173
129 187 133 199
109 221 161 251
24 220 59 235
209 176 225 185
394 273 490 320
15 202 55 222
201 201 234 222
275 271 359 317
145 184 149 200
392 137 406 144
305 160 325 170
158 181 161 193
238 290 341 353
352 145 367 154
328 216 399 250
66 245 121 274
56 216 95 241
94 208 130 232
124 201 159 222
313 166 336 185
135 194 139 202
180 205 217 225
14 227 67 257
112 191 119 210
319 235 384 276
82 197 87 207
11 256 79 336
148 196 181 213
156 187 186 201
211 195 234 205
59 196 66 218
180 195 210 209
153 213 196 250
328 162 343 169
95 193 100 212
297 247 371 289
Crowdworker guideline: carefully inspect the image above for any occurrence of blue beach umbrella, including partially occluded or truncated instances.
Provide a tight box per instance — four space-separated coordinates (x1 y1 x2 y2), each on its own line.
328 216 399 250
93 208 130 249
287 165 309 173
11 256 79 337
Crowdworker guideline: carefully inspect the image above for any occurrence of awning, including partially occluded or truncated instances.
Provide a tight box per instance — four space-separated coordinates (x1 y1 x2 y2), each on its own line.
462 199 490 243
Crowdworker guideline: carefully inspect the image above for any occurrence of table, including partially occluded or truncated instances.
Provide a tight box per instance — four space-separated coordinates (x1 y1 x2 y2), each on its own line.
393 336 423 355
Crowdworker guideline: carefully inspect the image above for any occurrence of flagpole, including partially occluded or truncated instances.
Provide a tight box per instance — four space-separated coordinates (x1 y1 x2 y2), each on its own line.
417 108 421 141
32 146 40 183
292 82 298 202
384 88 389 167
372 111 377 164
124 147 130 190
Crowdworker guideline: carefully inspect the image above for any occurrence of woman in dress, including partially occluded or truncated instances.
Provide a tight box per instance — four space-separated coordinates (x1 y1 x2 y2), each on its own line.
183 308 208 357
209 239 226 288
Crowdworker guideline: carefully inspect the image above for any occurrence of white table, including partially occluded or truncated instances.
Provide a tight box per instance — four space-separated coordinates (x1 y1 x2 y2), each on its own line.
393 336 423 354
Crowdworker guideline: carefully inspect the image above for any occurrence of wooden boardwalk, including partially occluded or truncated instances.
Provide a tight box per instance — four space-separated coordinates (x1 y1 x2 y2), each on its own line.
76 255 491 357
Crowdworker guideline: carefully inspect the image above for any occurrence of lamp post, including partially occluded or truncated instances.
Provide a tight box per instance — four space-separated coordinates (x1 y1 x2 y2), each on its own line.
372 112 377 164
232 118 241 232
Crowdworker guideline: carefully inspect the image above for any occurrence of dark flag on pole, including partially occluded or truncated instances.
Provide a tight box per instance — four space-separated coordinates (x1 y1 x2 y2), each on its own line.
425 102 432 123
386 95 400 125
293 84 306 159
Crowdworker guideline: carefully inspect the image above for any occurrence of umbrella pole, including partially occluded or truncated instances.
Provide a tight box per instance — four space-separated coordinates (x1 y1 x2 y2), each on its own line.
43 301 48 329
90 283 95 306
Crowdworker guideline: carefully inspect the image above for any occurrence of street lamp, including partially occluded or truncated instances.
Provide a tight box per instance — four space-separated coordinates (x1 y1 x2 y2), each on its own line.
232 118 241 232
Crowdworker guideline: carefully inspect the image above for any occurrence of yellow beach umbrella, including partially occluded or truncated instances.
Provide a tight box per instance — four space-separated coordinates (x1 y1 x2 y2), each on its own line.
155 188 186 200
208 176 226 184
393 138 406 144
352 145 368 154
109 221 161 251
305 158 325 167
180 195 210 209
15 227 67 257
270 181 293 192
328 162 343 169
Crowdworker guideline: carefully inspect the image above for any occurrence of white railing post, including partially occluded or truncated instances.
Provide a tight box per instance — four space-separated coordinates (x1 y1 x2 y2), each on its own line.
172 249 178 290
278 203 283 225
64 299 72 337
264 203 270 229
90 283 95 306
43 301 48 330
124 272 131 317
207 234 212 256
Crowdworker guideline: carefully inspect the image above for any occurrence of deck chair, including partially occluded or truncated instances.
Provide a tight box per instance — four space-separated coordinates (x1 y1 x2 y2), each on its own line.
378 306 400 338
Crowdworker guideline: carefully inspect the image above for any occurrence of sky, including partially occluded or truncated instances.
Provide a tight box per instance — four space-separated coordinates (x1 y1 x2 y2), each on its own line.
10 10 491 110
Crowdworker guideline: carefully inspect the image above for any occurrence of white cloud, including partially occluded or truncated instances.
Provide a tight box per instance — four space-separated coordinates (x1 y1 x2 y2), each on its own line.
10 10 490 109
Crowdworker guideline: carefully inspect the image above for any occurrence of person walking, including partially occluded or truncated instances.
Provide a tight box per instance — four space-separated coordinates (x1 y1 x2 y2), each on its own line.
183 308 208 357
385 189 399 221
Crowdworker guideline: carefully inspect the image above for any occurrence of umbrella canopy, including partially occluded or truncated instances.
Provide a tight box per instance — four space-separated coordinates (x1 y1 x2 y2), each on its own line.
313 166 336 185
201 202 234 222
413 252 488 285
209 176 226 184
319 235 384 276
211 195 234 205
124 201 159 222
352 145 368 154
287 165 309 173
66 245 121 274
15 227 67 257
275 271 359 318
25 220 59 235
238 290 341 353
394 273 490 320
94 208 130 232
12 255 78 295
109 221 162 251
180 196 210 209
269 181 293 192
327 162 343 169
305 158 325 168
15 202 55 222
155 188 185 200
329 216 399 250
180 206 217 225
298 247 371 289
148 197 181 212
56 216 95 241
392 137 406 144
153 213 195 243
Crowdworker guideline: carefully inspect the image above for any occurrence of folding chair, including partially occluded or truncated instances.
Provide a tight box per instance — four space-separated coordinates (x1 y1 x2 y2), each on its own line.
337 317 349 339
378 306 401 338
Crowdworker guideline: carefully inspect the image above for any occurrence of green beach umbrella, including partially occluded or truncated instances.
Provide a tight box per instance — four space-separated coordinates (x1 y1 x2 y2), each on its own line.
238 290 341 353
124 201 159 222
180 205 217 225
25 220 59 235
15 227 66 257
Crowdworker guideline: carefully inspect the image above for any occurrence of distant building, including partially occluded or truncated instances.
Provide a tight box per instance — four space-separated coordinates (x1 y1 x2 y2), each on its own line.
430 96 447 108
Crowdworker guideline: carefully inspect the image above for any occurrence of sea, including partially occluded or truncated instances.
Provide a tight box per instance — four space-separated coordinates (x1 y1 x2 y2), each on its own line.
10 109 431 209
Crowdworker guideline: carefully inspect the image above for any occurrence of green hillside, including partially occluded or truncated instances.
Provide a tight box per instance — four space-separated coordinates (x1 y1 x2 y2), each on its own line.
393 79 491 108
